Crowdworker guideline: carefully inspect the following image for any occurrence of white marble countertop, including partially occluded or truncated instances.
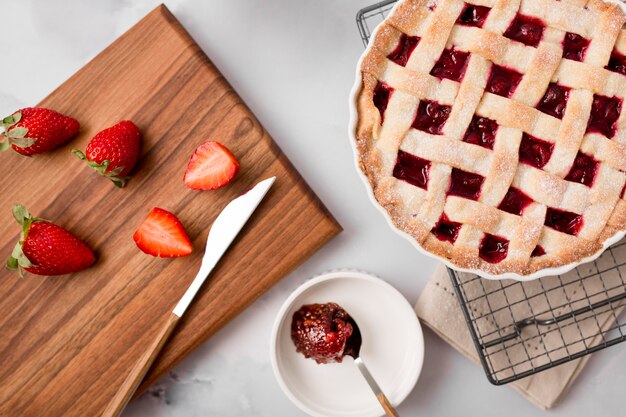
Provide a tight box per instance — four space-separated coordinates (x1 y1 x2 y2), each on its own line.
4 1 626 416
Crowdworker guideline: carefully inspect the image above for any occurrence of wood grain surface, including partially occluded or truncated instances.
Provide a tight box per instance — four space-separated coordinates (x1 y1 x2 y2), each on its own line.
0 5 340 416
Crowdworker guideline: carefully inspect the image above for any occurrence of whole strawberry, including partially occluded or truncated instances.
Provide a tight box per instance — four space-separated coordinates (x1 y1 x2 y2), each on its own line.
6 204 95 277
1 107 80 156
73 120 141 188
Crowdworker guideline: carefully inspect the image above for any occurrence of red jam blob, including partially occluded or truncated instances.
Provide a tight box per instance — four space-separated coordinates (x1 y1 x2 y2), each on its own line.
498 187 533 216
606 49 626 76
479 233 510 264
463 116 498 149
531 245 546 257
373 81 393 125
486 65 523 98
518 133 554 169
412 100 452 135
430 48 470 82
291 303 355 364
387 33 421 67
456 3 490 28
393 150 431 190
564 152 598 187
503 14 545 47
562 32 590 62
431 213 462 243
621 182 626 199
586 94 623 139
544 208 583 236
537 83 570 119
447 168 485 200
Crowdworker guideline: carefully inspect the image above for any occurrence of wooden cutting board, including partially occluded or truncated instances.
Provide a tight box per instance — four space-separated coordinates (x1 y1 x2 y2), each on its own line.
0 5 340 416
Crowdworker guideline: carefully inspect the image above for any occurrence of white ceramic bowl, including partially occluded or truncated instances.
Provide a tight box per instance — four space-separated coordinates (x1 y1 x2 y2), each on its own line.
270 270 424 417
348 0 626 282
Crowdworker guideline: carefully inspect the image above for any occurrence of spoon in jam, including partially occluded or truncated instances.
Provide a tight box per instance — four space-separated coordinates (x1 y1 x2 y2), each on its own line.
291 303 399 417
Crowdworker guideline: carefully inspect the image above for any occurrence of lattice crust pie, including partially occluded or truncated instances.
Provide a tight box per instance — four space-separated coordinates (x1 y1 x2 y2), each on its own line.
355 0 626 276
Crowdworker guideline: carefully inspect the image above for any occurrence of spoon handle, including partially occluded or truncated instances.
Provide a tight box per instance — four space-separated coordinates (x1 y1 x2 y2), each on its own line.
354 357 400 417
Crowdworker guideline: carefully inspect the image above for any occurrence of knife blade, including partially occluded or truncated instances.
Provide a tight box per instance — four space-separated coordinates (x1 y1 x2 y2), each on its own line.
173 175 276 317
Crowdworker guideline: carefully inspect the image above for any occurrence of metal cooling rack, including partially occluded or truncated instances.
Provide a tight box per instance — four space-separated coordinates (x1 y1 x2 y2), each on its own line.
356 0 626 385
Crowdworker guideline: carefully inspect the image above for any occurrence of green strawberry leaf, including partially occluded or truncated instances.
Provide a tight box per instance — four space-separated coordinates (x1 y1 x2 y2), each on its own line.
12 112 21 124
0 140 9 152
7 126 28 139
6 256 18 270
12 204 29 224
72 148 86 160
10 136 36 149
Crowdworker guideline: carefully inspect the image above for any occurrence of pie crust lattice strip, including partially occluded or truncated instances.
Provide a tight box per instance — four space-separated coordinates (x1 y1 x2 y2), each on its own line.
354 0 626 277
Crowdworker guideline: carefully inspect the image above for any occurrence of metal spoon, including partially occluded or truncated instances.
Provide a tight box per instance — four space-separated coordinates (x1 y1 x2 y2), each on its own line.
345 316 400 417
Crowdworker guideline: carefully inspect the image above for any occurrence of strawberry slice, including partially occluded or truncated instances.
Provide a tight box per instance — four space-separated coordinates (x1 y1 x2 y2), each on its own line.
184 141 239 190
133 208 192 258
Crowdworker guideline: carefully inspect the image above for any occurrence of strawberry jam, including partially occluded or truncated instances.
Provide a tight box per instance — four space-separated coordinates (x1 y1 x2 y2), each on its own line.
463 116 498 149
373 81 393 124
503 14 545 47
291 303 355 364
606 49 626 76
564 152 598 187
518 133 554 169
479 233 509 264
393 150 431 190
486 65 523 98
412 100 451 135
431 213 462 243
537 83 570 119
563 32 590 62
544 208 583 236
498 187 533 216
448 168 485 200
387 34 421 67
456 3 490 28
430 48 470 82
586 94 622 139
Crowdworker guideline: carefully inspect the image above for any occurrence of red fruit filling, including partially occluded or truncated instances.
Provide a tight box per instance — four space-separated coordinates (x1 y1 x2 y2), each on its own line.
519 133 554 169
412 100 451 135
531 245 546 257
586 94 622 139
291 303 355 364
431 213 462 243
537 83 570 119
387 33 421 67
479 233 509 264
393 150 431 189
373 81 394 124
564 152 598 187
606 49 626 76
503 14 545 47
563 32 590 62
430 48 470 82
486 65 523 98
544 208 583 236
498 187 533 216
456 3 490 28
463 116 498 149
447 168 485 200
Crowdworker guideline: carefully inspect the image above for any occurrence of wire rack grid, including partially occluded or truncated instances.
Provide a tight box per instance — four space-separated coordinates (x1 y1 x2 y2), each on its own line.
356 0 626 385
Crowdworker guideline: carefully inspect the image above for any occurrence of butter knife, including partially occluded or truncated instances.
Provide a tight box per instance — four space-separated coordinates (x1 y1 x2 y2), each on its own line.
103 176 275 417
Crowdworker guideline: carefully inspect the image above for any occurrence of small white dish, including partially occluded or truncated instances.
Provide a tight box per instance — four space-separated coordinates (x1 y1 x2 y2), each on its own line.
270 270 424 417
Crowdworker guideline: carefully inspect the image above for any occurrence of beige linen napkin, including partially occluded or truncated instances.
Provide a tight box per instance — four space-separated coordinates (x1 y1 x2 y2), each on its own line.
415 251 626 409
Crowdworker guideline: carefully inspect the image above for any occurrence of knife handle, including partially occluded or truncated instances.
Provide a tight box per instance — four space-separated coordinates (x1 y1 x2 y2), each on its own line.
102 312 180 417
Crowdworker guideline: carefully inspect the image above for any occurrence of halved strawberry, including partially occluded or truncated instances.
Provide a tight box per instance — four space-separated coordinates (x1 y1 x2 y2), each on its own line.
133 208 192 258
183 141 239 190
